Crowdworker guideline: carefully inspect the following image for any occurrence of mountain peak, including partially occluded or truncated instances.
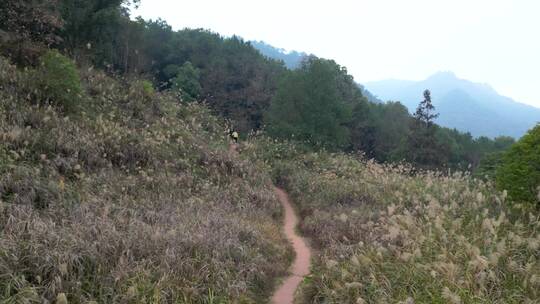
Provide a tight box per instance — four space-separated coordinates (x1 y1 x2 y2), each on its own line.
427 71 458 81
365 72 540 138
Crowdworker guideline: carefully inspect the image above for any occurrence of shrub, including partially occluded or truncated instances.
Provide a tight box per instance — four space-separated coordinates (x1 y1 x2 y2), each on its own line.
36 50 83 112
0 166 60 209
474 151 504 180
141 80 155 97
124 80 163 120
496 124 540 204
170 61 201 103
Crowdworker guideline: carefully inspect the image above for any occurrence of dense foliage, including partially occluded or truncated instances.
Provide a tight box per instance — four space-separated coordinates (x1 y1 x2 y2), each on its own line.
265 57 356 149
170 61 201 103
0 0 63 64
496 124 540 204
35 50 83 112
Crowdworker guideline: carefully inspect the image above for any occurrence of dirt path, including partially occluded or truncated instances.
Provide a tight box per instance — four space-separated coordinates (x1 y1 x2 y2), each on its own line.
271 187 311 304
226 144 311 303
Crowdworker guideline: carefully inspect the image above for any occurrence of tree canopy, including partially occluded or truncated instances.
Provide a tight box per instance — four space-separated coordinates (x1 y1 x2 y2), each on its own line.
265 57 355 149
496 124 540 204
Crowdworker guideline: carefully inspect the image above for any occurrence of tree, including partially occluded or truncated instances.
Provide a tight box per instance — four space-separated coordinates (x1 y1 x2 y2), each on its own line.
171 61 202 102
406 90 442 168
0 0 63 64
414 90 439 127
59 0 139 65
370 102 411 162
265 57 353 149
35 50 83 112
496 124 540 204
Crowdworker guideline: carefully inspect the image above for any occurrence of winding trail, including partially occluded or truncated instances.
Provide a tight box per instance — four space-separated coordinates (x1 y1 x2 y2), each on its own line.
227 144 311 303
271 187 311 304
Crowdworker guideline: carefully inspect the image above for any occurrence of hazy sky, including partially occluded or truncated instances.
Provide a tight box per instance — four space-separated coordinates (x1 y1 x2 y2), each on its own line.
134 0 540 107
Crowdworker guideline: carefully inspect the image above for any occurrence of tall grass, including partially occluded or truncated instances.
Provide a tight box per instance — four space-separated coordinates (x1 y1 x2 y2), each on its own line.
244 135 540 304
0 56 290 303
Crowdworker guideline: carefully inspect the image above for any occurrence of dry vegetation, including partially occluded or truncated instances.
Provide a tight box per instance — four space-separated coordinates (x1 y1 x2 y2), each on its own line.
2 50 539 304
0 56 290 303
244 137 540 304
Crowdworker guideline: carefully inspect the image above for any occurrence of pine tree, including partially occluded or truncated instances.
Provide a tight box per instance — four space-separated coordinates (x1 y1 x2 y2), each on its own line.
407 90 442 168
414 90 439 126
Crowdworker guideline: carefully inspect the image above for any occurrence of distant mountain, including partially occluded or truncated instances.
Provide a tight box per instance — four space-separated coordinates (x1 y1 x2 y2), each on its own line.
357 83 383 104
365 72 540 138
250 41 308 69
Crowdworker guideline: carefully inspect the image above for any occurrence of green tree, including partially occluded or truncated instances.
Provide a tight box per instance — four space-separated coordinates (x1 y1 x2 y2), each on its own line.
407 90 442 168
59 0 139 64
496 124 540 204
352 102 411 162
171 61 202 102
35 50 83 112
0 0 63 64
265 57 353 149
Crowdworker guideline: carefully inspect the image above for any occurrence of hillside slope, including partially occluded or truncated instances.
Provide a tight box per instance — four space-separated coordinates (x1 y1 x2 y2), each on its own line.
365 72 540 138
250 40 308 69
245 137 540 303
0 56 290 303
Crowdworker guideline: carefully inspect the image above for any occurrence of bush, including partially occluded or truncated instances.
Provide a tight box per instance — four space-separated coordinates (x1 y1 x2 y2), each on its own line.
170 61 201 103
496 124 540 204
141 80 155 97
474 151 504 180
125 80 163 120
36 50 83 112
0 166 60 209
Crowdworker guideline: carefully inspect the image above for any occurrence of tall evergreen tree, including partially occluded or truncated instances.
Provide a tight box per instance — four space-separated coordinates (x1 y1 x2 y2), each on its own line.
407 90 442 167
414 90 439 126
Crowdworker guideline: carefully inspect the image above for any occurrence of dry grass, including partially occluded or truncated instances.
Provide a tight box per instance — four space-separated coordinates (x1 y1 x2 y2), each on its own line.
0 57 290 303
244 136 540 304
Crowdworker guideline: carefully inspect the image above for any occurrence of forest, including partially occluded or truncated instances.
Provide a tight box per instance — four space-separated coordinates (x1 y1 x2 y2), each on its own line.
0 0 518 172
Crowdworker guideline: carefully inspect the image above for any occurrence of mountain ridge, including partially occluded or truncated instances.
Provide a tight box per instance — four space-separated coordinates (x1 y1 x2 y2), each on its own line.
365 72 540 138
249 40 308 69
249 41 539 138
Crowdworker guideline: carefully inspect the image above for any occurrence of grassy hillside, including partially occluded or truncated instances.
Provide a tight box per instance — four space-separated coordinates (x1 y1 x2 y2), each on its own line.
244 137 540 304
0 56 290 303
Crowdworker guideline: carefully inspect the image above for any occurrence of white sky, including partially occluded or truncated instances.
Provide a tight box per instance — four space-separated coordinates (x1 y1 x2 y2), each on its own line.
134 0 540 107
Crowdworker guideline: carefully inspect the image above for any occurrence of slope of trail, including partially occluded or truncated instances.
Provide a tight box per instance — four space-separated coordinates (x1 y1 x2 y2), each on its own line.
271 187 311 304
227 144 311 303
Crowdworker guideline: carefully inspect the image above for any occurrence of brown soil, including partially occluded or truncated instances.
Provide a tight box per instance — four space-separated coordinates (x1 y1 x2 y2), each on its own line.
271 187 311 304
226 144 311 303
